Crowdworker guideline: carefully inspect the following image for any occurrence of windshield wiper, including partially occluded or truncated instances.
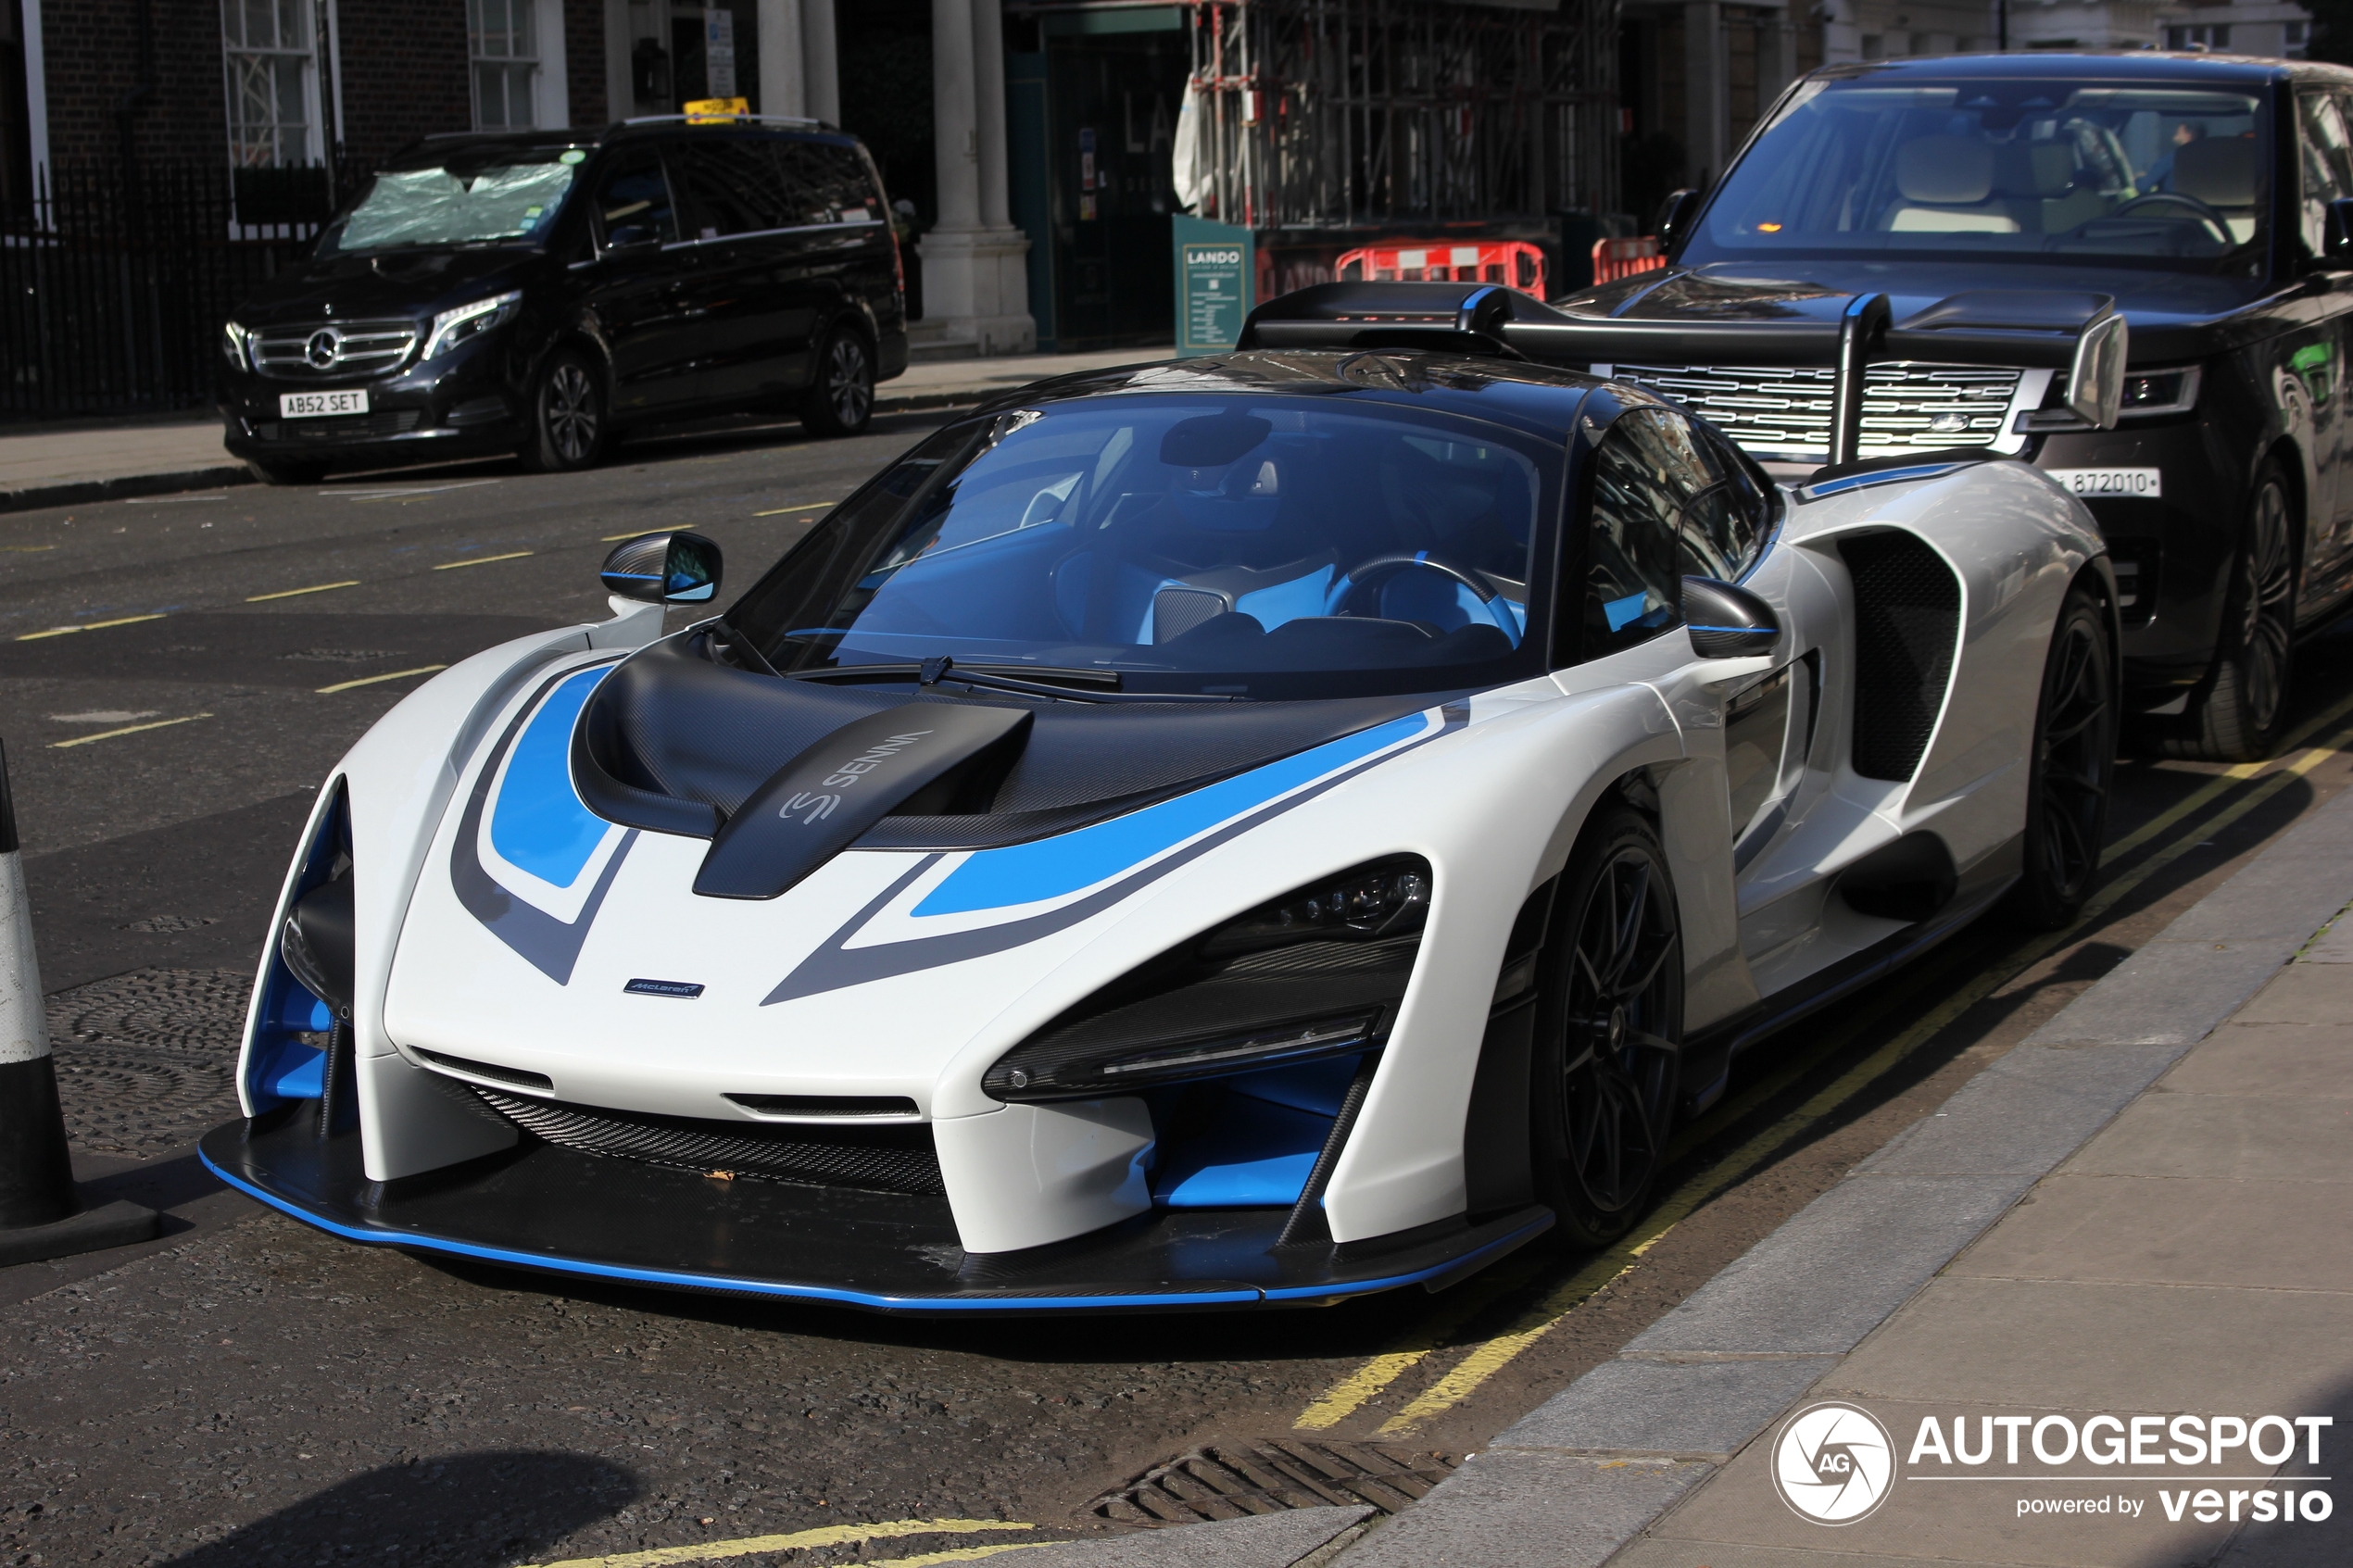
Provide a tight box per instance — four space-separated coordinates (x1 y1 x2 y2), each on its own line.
789 658 1239 704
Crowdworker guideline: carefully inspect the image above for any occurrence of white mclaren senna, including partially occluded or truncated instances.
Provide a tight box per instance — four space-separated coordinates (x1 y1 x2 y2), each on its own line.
205 280 2127 1312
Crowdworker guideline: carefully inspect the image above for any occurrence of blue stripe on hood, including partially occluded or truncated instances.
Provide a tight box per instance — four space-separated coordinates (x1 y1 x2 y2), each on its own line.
911 710 1435 918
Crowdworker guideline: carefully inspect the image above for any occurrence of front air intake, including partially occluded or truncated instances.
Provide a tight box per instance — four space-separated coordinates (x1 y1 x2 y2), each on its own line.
471 1089 946 1194
1842 532 1960 783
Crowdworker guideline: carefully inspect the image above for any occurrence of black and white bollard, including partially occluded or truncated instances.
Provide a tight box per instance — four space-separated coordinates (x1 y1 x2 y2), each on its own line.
0 738 158 1266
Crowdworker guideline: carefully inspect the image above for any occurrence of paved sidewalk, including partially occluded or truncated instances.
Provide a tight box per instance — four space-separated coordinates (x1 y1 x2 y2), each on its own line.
1327 787 2353 1568
0 345 1168 513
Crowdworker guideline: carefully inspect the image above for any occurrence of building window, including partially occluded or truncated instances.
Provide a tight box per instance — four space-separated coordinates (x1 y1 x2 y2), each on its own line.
2166 23 2231 50
471 0 539 129
222 0 317 167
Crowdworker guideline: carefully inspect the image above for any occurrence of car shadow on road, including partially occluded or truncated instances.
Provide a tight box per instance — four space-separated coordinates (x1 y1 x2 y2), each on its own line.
150 1449 638 1568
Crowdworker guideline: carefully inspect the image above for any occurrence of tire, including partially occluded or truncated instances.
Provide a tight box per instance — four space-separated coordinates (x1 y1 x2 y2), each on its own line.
799 326 875 437
2008 583 2119 930
1530 807 1684 1248
245 457 325 486
2162 462 2296 761
521 349 608 472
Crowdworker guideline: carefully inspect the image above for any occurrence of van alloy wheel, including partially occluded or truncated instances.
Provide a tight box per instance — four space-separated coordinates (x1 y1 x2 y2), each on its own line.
544 361 600 464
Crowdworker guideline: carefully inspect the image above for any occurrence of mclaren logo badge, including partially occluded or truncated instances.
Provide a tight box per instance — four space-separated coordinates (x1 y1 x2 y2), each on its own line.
623 977 705 998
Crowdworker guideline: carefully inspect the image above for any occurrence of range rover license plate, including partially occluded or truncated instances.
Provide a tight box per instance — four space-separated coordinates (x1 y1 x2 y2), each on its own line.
2043 467 2159 499
279 390 369 419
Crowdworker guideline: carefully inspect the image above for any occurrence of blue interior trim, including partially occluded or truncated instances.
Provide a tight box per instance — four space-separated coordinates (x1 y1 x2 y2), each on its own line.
913 710 1435 917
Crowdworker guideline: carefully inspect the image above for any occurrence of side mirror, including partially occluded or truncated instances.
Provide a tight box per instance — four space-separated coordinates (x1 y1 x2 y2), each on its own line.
601 531 723 603
1654 188 1704 252
2326 197 2353 260
1683 575 1780 658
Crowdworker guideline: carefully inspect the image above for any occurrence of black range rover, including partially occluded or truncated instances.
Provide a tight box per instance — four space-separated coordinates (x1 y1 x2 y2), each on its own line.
1566 52 2353 759
217 116 908 484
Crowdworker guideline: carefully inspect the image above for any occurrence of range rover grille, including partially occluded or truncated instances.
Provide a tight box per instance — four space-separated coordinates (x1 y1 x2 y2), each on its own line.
251 320 419 380
470 1086 946 1194
1604 362 2036 462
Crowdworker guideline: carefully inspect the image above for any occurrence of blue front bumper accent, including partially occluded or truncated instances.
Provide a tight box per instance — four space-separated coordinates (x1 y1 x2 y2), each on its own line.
198 1117 1550 1315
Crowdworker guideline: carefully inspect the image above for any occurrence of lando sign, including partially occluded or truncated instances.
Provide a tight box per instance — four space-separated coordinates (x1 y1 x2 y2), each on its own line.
1174 215 1254 357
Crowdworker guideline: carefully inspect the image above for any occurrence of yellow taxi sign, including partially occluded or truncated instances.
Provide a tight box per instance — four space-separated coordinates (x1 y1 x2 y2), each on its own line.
685 97 750 124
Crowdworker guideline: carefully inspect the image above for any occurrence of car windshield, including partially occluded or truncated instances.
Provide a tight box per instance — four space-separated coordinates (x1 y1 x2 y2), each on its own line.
726 395 1559 699
318 145 586 255
1682 79 2269 274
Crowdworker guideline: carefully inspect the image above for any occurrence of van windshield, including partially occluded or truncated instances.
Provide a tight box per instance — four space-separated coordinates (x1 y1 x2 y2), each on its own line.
1682 79 2270 275
318 145 587 255
725 396 1559 700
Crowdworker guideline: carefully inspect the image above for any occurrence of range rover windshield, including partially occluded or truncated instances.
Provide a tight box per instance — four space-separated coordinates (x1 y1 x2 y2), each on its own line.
316 144 587 256
725 395 1557 700
1682 80 2269 274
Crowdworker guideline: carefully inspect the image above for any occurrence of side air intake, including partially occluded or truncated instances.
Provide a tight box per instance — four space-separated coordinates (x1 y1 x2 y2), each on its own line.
1842 532 1960 783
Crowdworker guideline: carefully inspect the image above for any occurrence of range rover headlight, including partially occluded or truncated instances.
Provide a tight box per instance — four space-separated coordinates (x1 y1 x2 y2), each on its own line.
2117 366 2200 419
422 289 522 360
220 319 251 370
983 858 1430 1102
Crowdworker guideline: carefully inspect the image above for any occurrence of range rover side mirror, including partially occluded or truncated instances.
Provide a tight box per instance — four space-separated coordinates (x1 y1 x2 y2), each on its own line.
2325 197 2353 261
600 531 724 603
1682 575 1780 659
1654 188 1705 253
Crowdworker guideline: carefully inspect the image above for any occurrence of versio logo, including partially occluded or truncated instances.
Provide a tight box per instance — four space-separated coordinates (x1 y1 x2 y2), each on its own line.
1772 1402 1898 1524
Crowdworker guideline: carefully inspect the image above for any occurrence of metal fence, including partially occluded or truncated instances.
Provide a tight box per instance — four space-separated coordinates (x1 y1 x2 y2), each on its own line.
1 161 343 422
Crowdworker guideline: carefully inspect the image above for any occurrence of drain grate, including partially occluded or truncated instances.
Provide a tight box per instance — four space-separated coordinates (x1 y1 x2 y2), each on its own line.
1088 1439 1457 1525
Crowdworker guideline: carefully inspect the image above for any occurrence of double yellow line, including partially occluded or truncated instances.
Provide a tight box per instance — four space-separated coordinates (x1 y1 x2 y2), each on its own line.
1294 690 2353 1436
514 1517 1037 1568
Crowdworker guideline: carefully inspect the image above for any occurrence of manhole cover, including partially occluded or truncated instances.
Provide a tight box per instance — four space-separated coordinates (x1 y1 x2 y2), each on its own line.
119 914 220 934
46 968 254 1156
1088 1439 1458 1525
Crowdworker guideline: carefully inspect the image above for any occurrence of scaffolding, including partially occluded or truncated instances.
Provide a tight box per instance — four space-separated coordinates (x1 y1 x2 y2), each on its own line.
1185 0 1619 246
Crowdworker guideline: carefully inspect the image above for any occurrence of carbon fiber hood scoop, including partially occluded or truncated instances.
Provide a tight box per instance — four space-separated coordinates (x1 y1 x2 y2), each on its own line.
570 634 1436 862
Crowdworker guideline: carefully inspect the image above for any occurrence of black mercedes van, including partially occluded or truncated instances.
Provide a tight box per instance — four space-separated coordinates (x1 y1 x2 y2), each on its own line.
216 116 909 484
1565 53 2353 760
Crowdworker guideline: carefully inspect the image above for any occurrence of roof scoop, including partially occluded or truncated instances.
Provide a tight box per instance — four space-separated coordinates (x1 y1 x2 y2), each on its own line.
692 703 1034 899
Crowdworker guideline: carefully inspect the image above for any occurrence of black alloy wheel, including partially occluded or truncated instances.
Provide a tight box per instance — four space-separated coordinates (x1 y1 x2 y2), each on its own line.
1531 807 1684 1247
2009 583 2118 930
2168 464 2296 761
800 327 875 438
523 350 607 472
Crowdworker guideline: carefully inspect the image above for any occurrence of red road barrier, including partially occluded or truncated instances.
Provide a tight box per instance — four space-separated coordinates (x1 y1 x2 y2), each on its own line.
1335 240 1547 299
1593 235 1666 284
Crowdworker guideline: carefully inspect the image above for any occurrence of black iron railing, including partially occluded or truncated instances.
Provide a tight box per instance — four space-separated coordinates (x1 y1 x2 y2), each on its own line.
1 161 349 422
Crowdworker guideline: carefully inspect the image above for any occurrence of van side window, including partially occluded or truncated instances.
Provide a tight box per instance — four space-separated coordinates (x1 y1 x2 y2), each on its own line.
594 152 678 249
675 137 794 239
1580 408 1691 659
776 139 884 225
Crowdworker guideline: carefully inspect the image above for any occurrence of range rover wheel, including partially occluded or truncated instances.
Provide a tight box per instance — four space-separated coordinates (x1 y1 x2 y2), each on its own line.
2166 463 2296 762
799 327 875 438
522 350 608 472
1531 807 1684 1248
245 457 325 486
2008 583 2118 931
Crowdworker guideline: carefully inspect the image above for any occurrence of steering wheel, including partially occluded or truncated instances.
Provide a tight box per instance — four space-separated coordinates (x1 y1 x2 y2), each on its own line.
1334 553 1499 619
2105 191 2233 245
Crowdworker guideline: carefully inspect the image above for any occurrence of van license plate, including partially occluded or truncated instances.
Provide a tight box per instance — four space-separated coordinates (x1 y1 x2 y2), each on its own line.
280 390 369 419
2044 467 2159 499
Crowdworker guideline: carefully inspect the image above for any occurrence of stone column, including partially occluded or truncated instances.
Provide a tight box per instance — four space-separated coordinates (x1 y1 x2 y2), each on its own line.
1682 0 1729 188
916 0 1035 355
803 0 840 126
1757 13 1800 118
759 0 808 119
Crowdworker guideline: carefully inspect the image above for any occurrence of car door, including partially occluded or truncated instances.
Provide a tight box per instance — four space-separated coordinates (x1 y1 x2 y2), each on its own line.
582 145 705 415
2288 89 2353 603
670 133 802 407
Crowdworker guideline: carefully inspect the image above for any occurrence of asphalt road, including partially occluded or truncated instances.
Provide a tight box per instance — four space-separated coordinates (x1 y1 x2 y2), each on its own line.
2 420 2350 1568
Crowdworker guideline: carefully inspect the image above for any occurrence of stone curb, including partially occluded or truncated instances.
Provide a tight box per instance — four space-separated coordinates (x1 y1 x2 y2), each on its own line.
0 465 255 514
1330 785 2353 1568
1007 1506 1374 1567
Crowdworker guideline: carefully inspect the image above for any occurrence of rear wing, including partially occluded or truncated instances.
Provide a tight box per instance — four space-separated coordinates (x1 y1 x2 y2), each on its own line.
1235 281 2128 469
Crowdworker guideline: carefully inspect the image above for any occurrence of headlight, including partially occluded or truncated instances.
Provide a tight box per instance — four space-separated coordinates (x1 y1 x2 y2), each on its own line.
2118 366 2200 418
983 858 1430 1102
422 289 522 360
220 319 251 370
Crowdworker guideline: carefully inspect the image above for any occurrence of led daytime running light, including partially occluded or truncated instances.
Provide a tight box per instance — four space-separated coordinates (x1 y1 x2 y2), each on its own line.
422 290 522 359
